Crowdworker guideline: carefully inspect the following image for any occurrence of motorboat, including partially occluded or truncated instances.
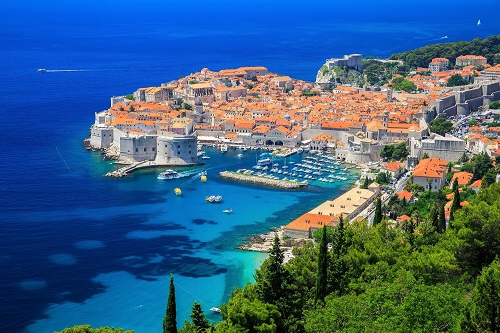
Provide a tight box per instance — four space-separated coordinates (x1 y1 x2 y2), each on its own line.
223 208 233 213
157 169 178 180
210 307 221 313
257 158 272 166
206 195 222 203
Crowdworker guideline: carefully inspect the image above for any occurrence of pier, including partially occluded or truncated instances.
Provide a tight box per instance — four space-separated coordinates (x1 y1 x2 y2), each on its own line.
219 171 308 189
105 161 201 177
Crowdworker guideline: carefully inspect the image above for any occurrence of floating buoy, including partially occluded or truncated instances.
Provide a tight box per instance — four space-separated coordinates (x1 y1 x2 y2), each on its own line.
174 188 182 196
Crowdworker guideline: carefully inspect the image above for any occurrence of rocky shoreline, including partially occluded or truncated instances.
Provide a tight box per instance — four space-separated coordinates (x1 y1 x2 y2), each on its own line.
219 171 308 189
238 226 307 264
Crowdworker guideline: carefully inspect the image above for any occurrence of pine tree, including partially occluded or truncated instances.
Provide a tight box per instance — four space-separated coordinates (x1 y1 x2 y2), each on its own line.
189 301 210 332
163 275 177 333
315 226 329 304
373 197 383 225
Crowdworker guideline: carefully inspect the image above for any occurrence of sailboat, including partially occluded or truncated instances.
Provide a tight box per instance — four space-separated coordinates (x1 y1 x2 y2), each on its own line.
477 19 481 26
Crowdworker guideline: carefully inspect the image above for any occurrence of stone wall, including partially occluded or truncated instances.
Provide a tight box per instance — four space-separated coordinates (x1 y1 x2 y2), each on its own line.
119 135 157 163
155 135 199 165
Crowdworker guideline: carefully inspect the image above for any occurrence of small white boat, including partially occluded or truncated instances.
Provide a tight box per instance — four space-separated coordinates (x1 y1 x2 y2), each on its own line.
157 169 178 180
223 208 233 213
210 307 221 313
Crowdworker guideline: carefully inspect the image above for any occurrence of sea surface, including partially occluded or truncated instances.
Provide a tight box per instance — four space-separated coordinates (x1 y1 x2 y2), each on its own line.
0 0 499 332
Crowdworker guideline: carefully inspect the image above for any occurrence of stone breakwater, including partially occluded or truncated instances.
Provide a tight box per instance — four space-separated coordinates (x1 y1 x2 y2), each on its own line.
219 171 308 189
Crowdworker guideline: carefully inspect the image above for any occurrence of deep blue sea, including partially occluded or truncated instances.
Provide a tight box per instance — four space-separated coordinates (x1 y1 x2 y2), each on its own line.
1 0 499 332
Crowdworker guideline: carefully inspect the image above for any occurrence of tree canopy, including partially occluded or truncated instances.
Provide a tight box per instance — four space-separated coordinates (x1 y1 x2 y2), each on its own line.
389 34 500 68
429 117 453 136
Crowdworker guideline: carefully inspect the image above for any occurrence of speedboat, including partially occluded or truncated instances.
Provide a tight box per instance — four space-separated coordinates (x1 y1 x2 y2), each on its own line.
210 307 221 313
223 208 233 213
157 169 178 180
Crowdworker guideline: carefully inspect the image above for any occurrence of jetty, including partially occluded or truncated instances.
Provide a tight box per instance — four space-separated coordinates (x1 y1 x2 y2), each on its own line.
219 171 308 189
105 161 201 178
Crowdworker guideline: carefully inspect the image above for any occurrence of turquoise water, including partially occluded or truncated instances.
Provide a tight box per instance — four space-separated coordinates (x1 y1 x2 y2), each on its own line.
21 147 355 333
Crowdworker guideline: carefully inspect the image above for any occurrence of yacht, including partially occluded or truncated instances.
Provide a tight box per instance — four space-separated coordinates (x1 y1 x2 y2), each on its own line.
157 169 178 180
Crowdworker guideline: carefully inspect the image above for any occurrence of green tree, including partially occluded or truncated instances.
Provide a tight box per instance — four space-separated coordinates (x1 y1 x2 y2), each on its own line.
373 197 383 226
255 234 286 305
54 326 134 333
214 287 280 333
186 301 210 332
429 117 453 136
455 184 500 275
438 203 446 233
482 168 497 189
471 153 493 182
467 258 500 332
315 226 329 303
449 180 461 223
164 275 178 333
447 73 469 87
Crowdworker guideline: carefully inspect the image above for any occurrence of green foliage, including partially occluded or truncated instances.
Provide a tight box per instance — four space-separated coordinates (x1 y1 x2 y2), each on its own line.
375 171 391 185
453 184 500 276
429 117 453 136
164 275 178 333
312 226 334 243
315 226 329 303
215 287 281 333
468 119 478 126
124 94 135 101
373 197 383 225
447 73 469 87
380 142 408 161
305 274 466 332
391 77 417 92
53 325 134 333
389 34 500 68
467 258 500 332
183 301 210 332
482 168 497 188
490 100 500 109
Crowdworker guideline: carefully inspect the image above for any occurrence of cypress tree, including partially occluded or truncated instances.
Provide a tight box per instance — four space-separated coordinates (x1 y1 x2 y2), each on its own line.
450 180 461 222
163 275 177 333
429 203 439 231
256 233 286 305
373 197 383 226
315 225 329 304
438 203 446 233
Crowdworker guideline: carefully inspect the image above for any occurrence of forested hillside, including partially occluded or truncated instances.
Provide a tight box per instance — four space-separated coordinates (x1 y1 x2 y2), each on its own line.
390 34 500 68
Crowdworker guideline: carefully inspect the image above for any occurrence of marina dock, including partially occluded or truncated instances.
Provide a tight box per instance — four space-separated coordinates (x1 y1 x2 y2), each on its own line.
219 171 308 189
